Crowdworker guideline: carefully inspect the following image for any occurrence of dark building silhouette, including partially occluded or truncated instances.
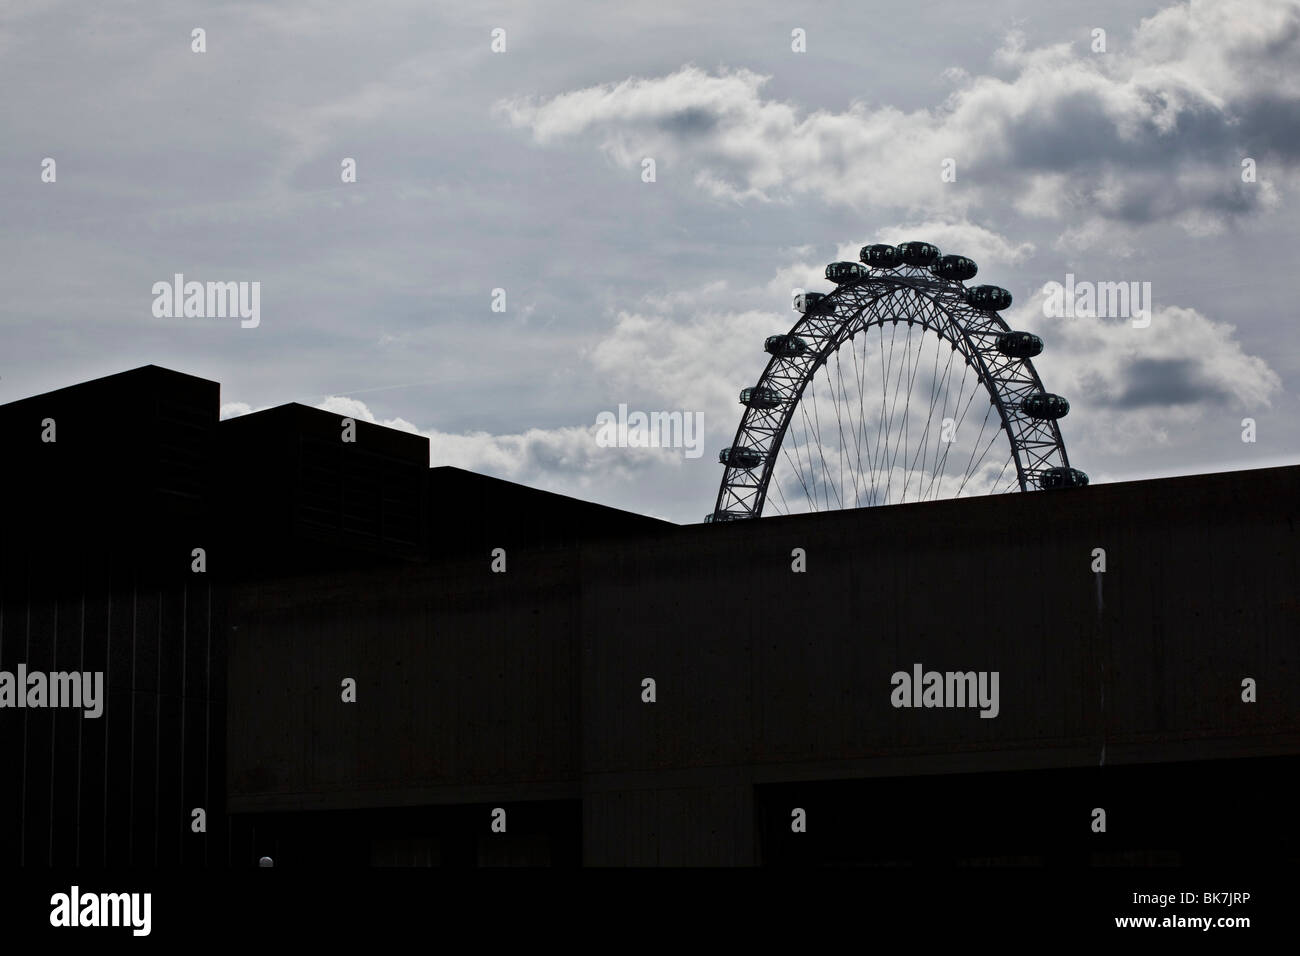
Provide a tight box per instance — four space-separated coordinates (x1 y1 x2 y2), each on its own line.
217 401 431 578
2 365 1297 866
1 366 222 865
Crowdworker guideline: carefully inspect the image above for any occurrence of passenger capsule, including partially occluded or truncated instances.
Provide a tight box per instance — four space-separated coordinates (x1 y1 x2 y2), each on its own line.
826 261 868 283
965 285 1013 311
996 331 1042 358
719 446 764 469
1021 393 1070 420
1037 467 1089 490
930 254 978 281
765 334 809 357
705 511 745 523
896 241 940 267
859 244 902 269
793 291 828 313
740 386 783 409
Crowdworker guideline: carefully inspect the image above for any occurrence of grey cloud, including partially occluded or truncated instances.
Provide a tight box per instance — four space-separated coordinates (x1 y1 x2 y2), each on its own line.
657 107 720 136
1096 358 1231 409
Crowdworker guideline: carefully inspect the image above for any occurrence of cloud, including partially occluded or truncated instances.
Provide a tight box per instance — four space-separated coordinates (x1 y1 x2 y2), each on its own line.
1018 300 1283 453
498 0 1300 236
1 0 1293 530
312 395 688 497
314 395 422 435
1100 357 1230 409
591 259 1286 471
219 401 255 420
588 306 776 413
221 247 1286 517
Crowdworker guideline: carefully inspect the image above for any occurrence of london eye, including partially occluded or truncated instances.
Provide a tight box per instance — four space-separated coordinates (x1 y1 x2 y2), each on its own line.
709 240 1088 521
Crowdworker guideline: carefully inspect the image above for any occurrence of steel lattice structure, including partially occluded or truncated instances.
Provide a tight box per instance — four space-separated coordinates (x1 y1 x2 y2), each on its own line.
709 241 1087 522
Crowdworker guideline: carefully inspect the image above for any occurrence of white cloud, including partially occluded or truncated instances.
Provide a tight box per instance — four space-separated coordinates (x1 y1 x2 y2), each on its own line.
312 395 687 495
219 401 255 420
498 0 1300 236
589 307 776 413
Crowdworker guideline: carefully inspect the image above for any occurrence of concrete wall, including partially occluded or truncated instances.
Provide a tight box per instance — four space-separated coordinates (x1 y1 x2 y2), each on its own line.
226 465 1300 865
576 465 1299 863
227 552 585 813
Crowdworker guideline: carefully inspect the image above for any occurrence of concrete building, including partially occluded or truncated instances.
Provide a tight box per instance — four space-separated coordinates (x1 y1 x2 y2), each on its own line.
3 366 1297 866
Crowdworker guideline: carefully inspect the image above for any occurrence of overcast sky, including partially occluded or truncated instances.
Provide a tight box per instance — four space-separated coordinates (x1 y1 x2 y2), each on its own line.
3 0 1297 523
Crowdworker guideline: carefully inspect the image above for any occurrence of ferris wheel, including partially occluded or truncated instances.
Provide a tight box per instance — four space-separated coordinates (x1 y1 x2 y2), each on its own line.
708 240 1088 521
